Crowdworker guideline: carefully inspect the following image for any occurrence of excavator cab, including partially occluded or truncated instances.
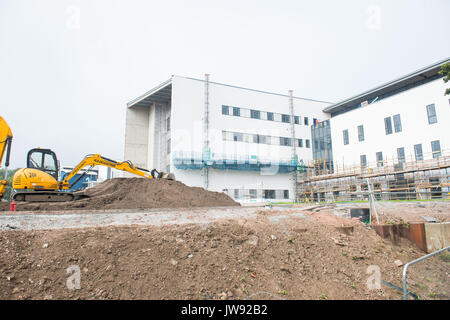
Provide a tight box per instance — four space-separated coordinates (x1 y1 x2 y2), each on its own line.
26 148 59 180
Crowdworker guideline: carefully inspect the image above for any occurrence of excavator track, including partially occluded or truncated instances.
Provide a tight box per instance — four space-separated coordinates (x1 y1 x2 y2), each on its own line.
12 191 87 202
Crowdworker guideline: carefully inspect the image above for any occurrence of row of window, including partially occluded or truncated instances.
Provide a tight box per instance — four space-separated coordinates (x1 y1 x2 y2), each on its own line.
360 140 442 168
222 130 311 148
224 188 289 200
343 104 439 146
222 105 313 126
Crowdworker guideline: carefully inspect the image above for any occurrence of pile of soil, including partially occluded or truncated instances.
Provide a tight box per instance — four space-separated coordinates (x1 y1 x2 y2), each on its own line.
0 219 447 300
0 178 239 212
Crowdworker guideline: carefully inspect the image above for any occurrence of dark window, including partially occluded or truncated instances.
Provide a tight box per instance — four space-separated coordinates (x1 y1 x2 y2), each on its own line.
264 190 276 199
167 139 171 154
279 137 292 146
397 147 405 163
343 129 349 145
234 189 239 198
253 134 267 144
305 139 310 148
166 116 171 131
222 105 229 115
233 132 243 142
384 117 393 135
232 107 240 116
283 190 289 199
414 144 423 161
360 155 367 168
250 109 260 119
281 114 290 123
393 114 402 132
431 140 441 159
267 112 274 121
357 125 364 142
298 139 303 147
294 116 300 124
426 104 437 124
376 152 383 167
304 117 309 126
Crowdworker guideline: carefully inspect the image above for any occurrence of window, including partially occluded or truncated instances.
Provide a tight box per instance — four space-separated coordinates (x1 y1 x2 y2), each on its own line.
280 137 292 146
250 109 260 119
267 112 274 121
357 125 364 142
253 134 267 144
283 190 289 199
305 139 310 148
397 147 405 163
232 107 240 116
222 105 229 115
304 117 309 126
376 152 383 167
360 155 367 168
249 189 257 198
264 190 275 199
281 114 290 123
384 117 393 135
393 114 402 132
166 116 171 131
414 144 423 161
233 132 243 142
298 139 303 147
431 140 441 159
294 116 300 124
426 104 437 124
343 129 349 145
234 189 239 199
167 139 171 154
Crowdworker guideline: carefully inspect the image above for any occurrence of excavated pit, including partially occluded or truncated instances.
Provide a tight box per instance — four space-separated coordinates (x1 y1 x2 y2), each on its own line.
0 178 239 212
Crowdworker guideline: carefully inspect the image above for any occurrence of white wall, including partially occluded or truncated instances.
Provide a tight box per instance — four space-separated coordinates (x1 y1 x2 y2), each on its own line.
330 78 449 169
170 76 330 200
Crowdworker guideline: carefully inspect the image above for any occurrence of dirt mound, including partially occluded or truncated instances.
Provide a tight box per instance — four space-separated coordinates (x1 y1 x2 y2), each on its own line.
0 178 239 212
0 220 447 300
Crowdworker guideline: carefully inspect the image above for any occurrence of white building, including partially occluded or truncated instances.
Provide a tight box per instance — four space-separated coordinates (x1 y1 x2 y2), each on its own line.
124 58 449 202
324 58 449 170
125 75 330 202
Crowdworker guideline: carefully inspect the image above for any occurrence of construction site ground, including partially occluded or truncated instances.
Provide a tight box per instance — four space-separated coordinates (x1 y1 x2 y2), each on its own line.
0 179 449 300
1 201 449 300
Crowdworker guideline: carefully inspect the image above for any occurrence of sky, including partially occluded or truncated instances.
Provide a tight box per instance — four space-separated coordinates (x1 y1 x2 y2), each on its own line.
0 0 449 168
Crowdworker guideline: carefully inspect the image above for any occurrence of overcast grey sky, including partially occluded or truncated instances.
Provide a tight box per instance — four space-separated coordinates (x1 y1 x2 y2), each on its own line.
1 0 449 168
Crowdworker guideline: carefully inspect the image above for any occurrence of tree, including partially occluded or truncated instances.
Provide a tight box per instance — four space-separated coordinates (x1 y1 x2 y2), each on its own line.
438 62 450 95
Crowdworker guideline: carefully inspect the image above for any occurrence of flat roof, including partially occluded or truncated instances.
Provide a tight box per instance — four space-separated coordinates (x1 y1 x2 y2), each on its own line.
323 57 450 115
127 75 332 108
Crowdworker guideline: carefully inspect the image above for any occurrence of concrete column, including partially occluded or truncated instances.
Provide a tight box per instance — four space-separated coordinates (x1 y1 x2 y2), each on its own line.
124 106 150 172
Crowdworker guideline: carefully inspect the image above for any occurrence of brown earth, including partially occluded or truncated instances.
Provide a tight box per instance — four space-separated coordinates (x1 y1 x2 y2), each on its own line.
0 178 239 212
0 216 448 300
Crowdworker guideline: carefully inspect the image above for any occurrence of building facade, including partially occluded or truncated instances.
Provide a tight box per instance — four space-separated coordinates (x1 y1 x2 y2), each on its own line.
125 76 330 202
125 58 449 202
324 58 449 170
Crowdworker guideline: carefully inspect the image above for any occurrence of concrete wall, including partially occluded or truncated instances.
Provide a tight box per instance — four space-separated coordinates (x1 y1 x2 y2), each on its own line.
330 78 449 168
425 222 450 253
124 106 149 170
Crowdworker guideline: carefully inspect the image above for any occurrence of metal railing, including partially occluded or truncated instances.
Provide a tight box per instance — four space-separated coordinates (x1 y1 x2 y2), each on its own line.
402 246 450 300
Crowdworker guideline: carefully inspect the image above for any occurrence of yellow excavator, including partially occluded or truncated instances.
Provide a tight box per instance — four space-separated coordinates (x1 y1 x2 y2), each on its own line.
1 114 174 202
11 148 175 202
0 116 13 200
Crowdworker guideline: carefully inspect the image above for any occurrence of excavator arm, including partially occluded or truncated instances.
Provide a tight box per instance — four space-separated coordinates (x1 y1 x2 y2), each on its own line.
0 116 13 199
59 154 174 190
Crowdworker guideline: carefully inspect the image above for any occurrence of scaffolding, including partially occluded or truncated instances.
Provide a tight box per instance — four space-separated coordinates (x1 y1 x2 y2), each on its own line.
297 149 450 202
